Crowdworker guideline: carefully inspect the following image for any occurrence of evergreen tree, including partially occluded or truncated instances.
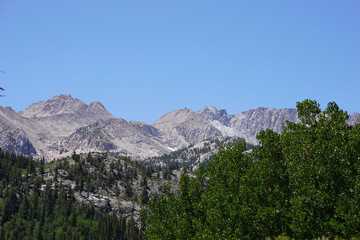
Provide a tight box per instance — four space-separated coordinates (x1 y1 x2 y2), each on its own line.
140 185 149 205
19 195 30 220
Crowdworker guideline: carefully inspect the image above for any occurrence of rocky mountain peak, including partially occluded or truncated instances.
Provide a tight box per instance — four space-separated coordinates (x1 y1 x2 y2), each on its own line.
0 106 16 114
153 108 196 126
20 94 112 119
87 101 113 118
197 106 229 123
20 94 88 118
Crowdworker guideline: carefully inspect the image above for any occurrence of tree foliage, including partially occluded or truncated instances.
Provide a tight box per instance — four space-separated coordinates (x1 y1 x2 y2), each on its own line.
143 100 360 239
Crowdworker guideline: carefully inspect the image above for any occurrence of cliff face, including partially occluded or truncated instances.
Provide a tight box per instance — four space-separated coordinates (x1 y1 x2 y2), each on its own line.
152 108 222 148
227 107 299 144
1 95 358 160
0 128 37 155
60 118 171 158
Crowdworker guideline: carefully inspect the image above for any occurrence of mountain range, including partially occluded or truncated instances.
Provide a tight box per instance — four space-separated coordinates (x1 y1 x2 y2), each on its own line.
1 94 359 160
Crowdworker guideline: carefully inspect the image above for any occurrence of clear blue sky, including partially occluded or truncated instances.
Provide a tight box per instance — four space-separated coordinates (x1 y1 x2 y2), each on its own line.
1 1 359 123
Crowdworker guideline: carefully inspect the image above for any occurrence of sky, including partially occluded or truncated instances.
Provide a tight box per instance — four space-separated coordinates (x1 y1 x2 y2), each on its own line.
0 1 359 123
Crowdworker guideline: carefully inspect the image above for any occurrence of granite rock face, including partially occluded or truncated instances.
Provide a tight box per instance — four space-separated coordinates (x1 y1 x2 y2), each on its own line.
20 94 112 119
1 95 114 159
153 108 222 148
197 106 231 125
60 118 171 158
228 107 299 144
0 95 358 160
0 128 37 155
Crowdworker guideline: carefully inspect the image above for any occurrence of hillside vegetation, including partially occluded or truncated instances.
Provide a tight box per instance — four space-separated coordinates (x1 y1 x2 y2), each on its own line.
0 150 187 239
143 100 360 239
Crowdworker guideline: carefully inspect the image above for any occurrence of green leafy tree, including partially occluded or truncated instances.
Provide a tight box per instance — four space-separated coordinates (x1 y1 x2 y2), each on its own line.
143 100 360 239
143 185 178 239
251 129 291 237
200 141 255 239
282 100 360 238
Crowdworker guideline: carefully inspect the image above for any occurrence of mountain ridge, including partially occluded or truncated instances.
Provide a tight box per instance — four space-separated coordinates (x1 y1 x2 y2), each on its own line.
20 94 113 119
1 95 358 160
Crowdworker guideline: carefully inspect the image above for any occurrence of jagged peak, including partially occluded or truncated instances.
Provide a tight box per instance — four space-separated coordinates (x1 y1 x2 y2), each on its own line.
200 105 218 112
45 94 82 104
88 101 105 110
0 106 16 113
20 94 87 118
52 93 73 99
197 105 228 122
153 107 196 125
18 94 115 120
89 100 101 106
87 101 113 118
5 106 15 112
26 94 81 106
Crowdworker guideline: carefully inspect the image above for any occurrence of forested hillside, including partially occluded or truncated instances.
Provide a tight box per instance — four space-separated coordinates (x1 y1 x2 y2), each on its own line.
0 149 185 239
0 150 149 239
144 136 255 170
0 133 243 239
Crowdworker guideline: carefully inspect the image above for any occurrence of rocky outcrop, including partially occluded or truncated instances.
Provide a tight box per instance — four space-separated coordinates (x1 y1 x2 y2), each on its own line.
197 106 231 125
0 106 39 155
152 108 222 148
0 128 37 155
20 94 113 119
60 118 171 158
228 107 299 144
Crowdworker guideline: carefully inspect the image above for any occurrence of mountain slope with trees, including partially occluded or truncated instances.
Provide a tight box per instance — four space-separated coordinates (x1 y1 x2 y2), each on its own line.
0 150 147 239
0 148 188 239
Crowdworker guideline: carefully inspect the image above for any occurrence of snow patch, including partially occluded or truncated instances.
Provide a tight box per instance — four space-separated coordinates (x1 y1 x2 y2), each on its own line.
167 146 178 151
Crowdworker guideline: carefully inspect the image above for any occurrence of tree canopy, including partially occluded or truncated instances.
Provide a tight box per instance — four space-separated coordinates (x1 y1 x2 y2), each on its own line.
143 99 360 239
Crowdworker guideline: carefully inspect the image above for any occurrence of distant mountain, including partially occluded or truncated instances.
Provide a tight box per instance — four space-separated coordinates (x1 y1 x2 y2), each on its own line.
153 105 299 146
21 94 112 119
0 95 358 160
349 113 360 125
152 108 222 148
60 118 171 158
228 107 299 144
1 95 113 158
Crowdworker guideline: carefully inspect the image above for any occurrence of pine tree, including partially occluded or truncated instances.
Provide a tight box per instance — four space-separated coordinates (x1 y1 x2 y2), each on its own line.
19 195 30 220
140 185 149 205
